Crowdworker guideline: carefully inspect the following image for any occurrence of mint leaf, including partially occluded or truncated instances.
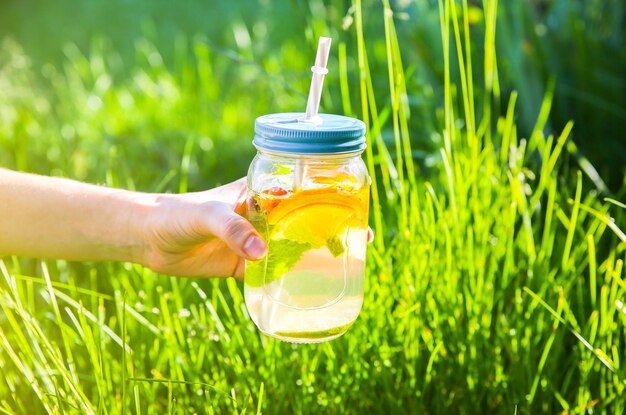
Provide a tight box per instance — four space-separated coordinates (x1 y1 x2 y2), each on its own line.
245 239 311 288
273 164 292 175
247 204 269 239
326 236 345 257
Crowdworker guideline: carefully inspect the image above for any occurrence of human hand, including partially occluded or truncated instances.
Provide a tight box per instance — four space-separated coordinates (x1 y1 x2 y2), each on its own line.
135 178 374 279
136 178 266 279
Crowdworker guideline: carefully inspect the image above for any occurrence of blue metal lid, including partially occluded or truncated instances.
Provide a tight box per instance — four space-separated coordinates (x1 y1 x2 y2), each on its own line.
253 112 366 155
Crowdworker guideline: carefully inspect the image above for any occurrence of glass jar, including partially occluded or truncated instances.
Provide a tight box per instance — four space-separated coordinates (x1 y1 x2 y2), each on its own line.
244 112 370 343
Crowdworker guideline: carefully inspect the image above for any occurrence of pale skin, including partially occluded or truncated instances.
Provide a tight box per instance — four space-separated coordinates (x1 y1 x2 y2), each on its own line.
0 168 265 279
0 168 372 279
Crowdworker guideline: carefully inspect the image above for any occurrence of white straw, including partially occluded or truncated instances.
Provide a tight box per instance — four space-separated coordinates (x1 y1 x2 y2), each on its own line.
295 36 332 191
304 36 332 123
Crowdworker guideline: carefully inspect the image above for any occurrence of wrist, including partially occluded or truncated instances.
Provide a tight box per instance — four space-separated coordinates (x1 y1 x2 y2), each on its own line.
125 192 159 266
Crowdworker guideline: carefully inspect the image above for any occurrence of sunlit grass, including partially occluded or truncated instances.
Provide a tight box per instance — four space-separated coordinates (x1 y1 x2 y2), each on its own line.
0 0 625 413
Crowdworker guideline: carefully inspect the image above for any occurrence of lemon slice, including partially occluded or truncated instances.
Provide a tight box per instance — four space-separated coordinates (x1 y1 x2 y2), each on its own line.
275 204 356 248
268 190 362 249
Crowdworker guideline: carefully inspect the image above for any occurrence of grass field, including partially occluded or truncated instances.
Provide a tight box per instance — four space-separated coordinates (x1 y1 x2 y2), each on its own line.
1 0 625 413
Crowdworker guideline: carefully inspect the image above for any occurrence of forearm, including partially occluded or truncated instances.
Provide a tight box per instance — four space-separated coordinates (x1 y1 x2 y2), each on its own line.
0 168 148 263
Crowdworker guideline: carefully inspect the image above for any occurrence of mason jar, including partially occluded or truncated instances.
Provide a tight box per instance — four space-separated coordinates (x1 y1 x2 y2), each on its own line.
244 112 370 343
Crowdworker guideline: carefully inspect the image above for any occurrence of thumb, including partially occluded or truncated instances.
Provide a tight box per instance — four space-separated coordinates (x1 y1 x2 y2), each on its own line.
200 202 267 260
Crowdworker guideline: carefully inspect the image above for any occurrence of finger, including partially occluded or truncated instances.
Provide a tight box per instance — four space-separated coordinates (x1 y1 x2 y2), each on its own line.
212 177 248 214
183 177 247 209
367 227 374 244
232 258 245 280
212 178 247 209
199 202 267 260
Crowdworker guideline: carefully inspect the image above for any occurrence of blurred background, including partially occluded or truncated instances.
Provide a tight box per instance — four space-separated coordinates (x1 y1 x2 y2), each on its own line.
1 0 624 192
1 1 626 413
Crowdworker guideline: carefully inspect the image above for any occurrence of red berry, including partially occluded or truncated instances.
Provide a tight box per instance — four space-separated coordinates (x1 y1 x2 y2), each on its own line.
266 186 288 196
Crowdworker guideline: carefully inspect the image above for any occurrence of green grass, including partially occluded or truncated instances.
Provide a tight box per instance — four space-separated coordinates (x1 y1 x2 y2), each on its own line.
1 0 626 413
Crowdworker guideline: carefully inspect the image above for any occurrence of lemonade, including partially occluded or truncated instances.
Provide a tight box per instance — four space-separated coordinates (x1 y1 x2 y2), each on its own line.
244 111 369 343
244 178 369 343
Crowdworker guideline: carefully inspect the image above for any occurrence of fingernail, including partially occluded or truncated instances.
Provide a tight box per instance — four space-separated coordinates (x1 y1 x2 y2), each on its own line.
244 235 267 259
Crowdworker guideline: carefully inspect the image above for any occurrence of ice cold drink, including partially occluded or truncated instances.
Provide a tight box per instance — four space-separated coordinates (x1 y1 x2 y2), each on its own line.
244 112 370 343
245 185 369 342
